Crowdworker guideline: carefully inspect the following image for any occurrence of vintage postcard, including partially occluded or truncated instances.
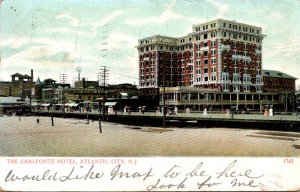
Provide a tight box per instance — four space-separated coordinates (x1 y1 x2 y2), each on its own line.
0 0 300 191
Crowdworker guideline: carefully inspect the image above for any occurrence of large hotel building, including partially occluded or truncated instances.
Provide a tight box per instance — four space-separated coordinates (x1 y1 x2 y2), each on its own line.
137 19 296 110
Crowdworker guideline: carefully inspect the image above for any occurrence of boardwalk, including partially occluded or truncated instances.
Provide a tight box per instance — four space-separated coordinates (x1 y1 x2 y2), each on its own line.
1 116 300 156
34 110 300 131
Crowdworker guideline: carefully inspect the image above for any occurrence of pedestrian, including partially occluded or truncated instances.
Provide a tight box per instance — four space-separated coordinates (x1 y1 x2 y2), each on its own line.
174 106 178 115
269 107 273 116
203 107 208 117
264 107 269 116
226 108 230 116
186 107 190 113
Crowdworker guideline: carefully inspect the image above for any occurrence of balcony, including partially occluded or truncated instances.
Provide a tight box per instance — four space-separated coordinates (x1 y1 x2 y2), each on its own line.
255 49 262 55
232 55 252 62
243 81 251 85
219 44 230 51
232 81 241 85
201 46 209 52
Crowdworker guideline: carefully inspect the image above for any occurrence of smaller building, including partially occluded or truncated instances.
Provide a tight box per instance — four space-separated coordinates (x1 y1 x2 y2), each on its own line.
74 78 99 89
0 96 27 115
263 70 297 93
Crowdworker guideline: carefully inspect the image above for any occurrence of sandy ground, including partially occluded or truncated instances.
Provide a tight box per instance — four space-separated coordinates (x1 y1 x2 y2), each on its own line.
0 116 299 156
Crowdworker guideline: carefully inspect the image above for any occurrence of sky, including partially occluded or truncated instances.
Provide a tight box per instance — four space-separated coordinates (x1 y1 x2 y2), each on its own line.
1 0 300 88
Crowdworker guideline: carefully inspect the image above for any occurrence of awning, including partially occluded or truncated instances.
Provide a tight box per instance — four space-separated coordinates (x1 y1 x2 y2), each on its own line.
66 103 76 107
104 102 117 106
31 102 40 107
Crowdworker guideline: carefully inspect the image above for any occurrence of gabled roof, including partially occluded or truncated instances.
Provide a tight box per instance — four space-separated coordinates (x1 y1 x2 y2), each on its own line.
43 78 57 83
35 77 43 85
11 73 32 78
11 73 23 77
263 70 297 80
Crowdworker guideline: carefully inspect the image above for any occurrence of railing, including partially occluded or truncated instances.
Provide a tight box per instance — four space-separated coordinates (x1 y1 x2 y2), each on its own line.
33 108 300 122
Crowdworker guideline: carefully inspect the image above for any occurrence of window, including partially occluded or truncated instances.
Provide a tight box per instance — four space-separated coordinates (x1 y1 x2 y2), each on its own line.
211 41 216 47
211 58 216 64
196 60 200 65
233 76 240 82
211 75 216 81
204 59 208 65
233 85 240 91
233 59 237 65
196 35 200 41
223 32 226 37
211 67 216 73
233 42 237 48
204 76 208 81
222 84 229 91
204 51 208 56
243 85 250 92
204 34 207 39
211 49 216 55
204 68 208 73
204 42 208 47
222 74 229 81
244 68 248 74
256 69 261 75
223 23 226 27
234 67 239 73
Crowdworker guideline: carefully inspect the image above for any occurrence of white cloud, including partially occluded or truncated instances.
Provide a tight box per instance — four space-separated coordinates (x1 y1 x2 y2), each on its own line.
208 0 229 19
91 11 123 34
1 36 30 49
46 27 89 36
105 32 138 50
124 0 182 25
56 13 82 27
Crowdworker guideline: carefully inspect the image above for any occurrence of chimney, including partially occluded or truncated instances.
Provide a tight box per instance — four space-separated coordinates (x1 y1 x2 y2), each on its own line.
31 69 33 82
82 78 86 89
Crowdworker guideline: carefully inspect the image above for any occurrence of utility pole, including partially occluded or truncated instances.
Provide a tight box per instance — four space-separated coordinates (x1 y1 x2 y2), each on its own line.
99 66 109 121
163 72 166 129
59 73 68 118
